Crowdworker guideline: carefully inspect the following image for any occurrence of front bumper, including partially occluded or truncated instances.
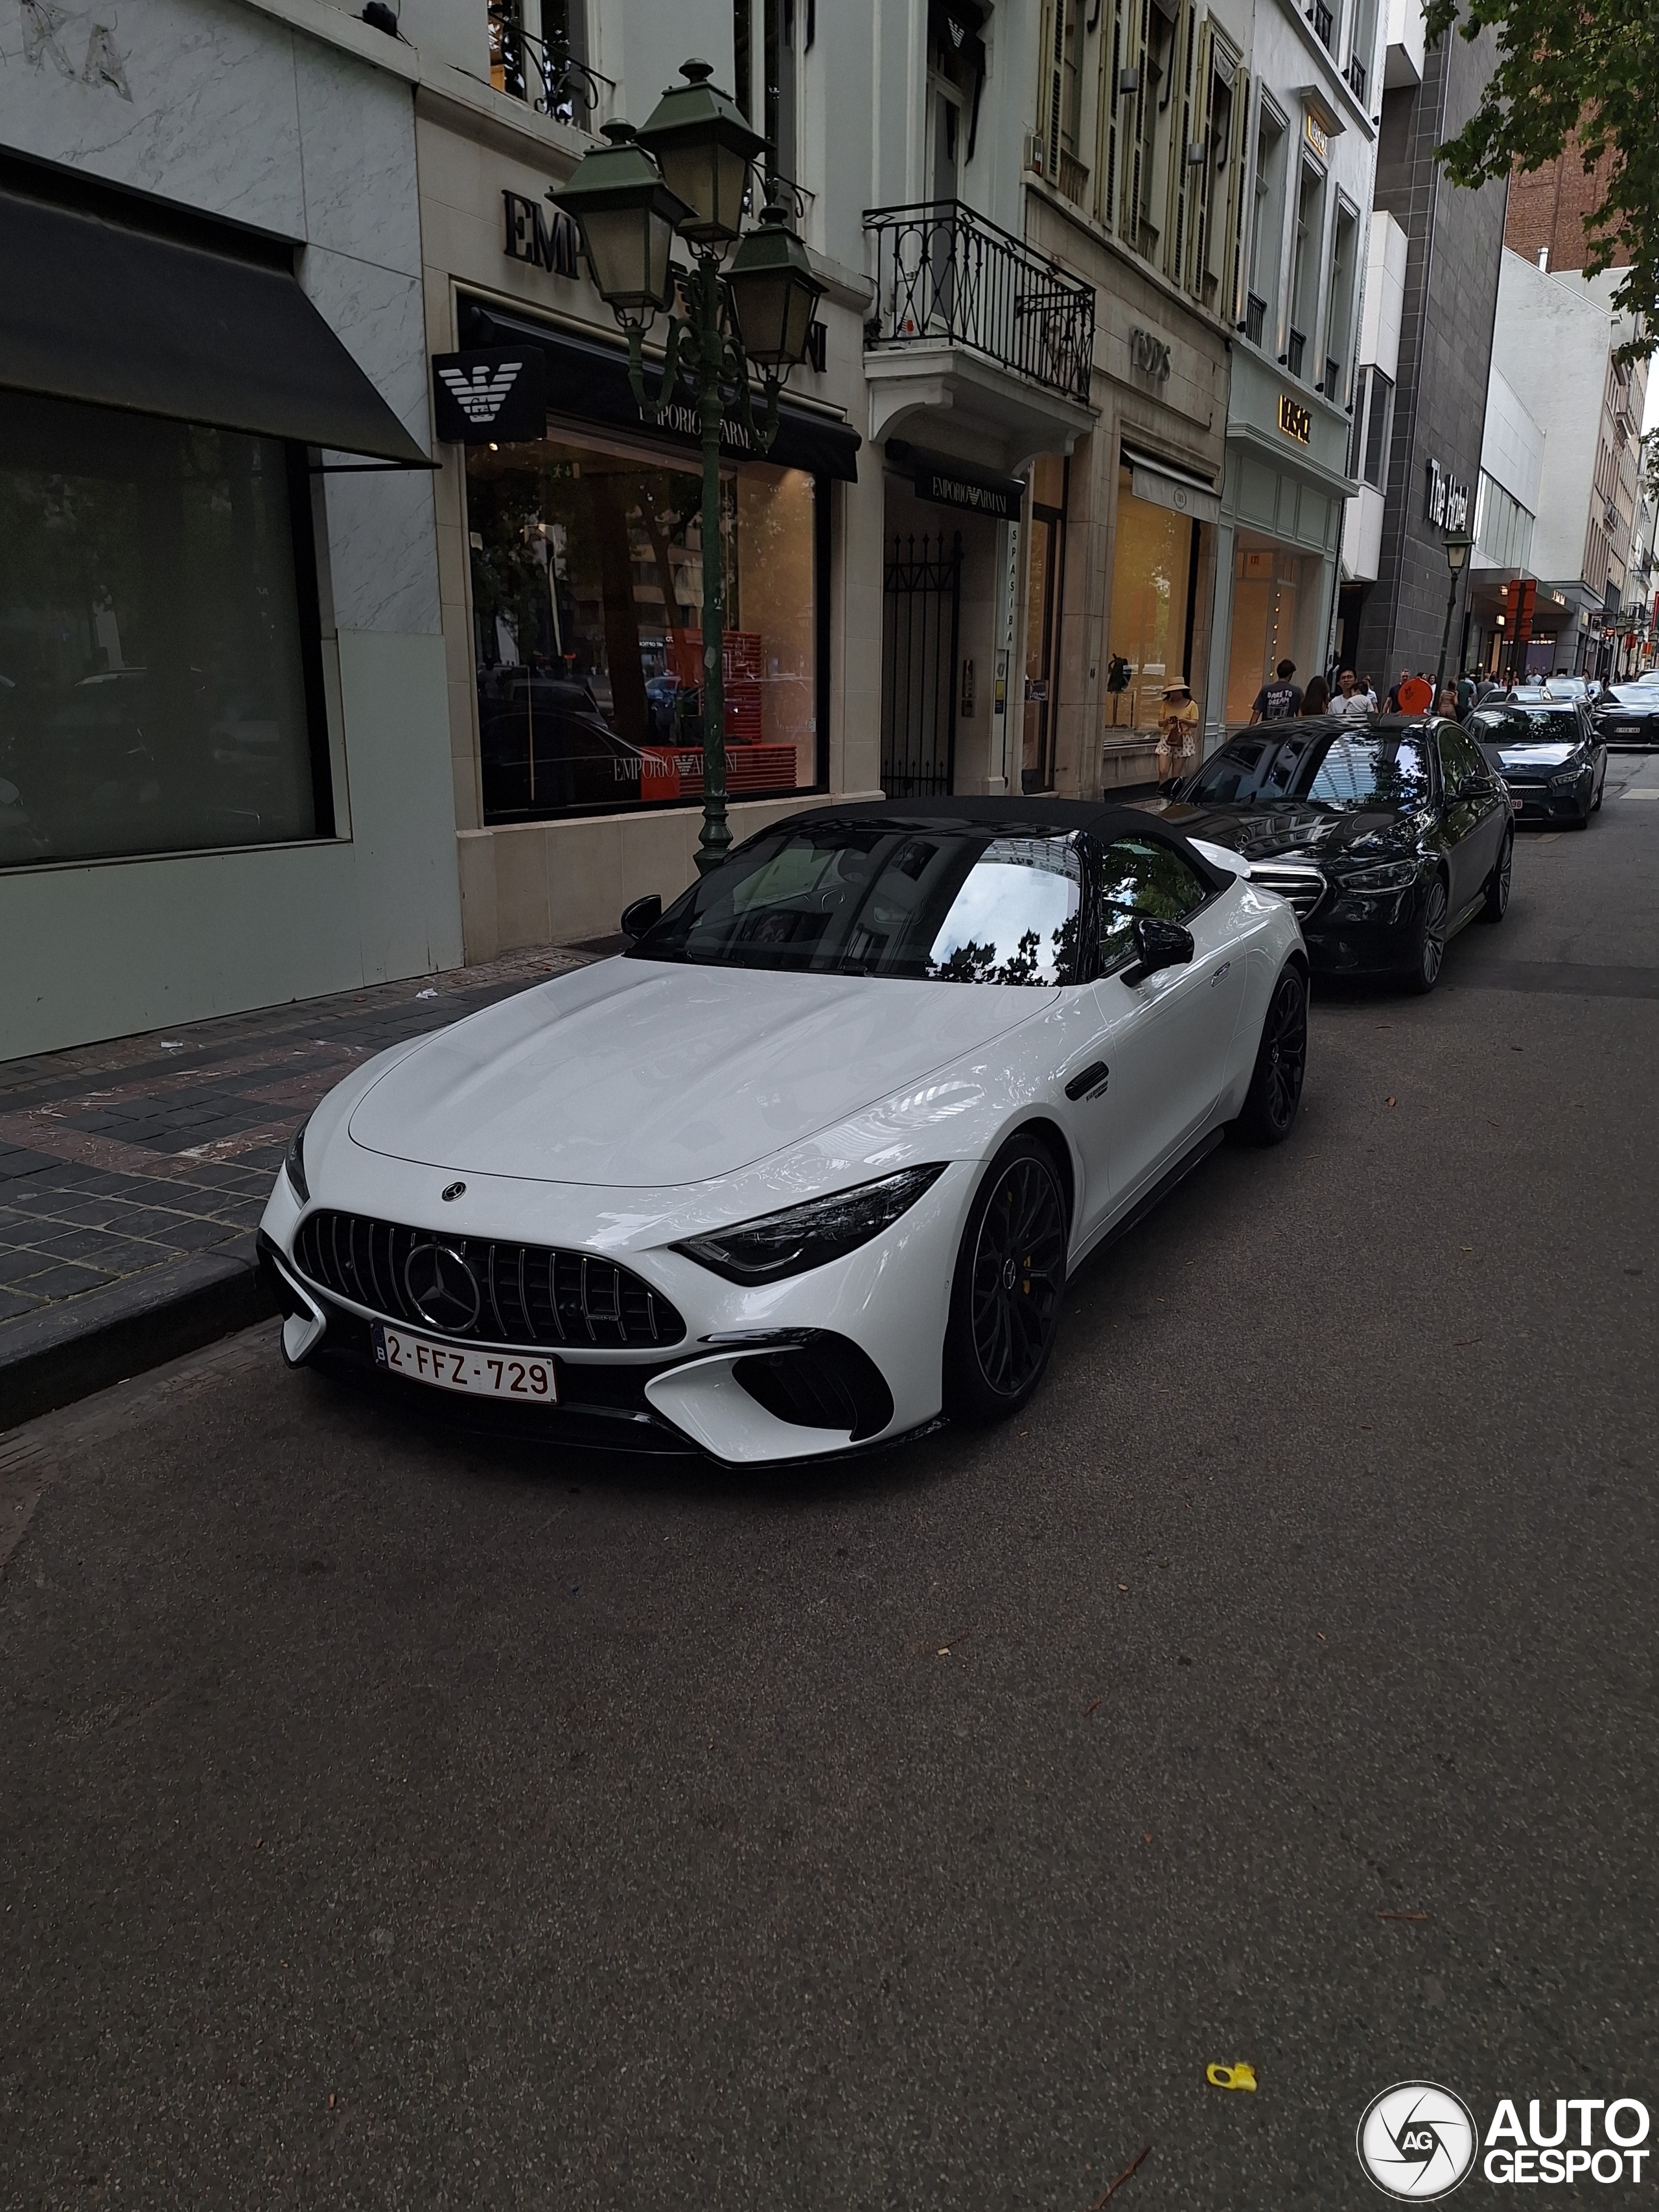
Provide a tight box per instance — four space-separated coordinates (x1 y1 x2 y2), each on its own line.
258 1152 970 1466
1300 877 1434 978
1503 780 1590 822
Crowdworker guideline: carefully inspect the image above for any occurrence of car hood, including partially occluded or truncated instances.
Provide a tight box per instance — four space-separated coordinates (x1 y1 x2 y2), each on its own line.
1152 799 1422 867
345 957 1044 1186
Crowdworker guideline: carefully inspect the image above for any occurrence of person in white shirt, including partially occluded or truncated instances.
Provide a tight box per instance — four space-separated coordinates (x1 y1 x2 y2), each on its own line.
1331 666 1373 721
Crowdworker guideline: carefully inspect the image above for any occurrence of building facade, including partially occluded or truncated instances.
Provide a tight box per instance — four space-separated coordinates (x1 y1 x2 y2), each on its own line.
1341 0 1507 691
0 0 460 1058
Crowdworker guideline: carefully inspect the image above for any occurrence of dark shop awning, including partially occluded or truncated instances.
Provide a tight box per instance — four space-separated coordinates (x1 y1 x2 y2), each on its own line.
0 187 432 465
458 296 860 482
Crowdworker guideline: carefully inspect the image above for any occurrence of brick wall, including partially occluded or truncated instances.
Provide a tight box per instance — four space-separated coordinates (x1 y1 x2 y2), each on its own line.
1503 138 1630 272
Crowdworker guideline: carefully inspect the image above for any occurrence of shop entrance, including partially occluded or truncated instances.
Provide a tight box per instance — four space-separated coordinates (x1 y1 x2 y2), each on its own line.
881 530 962 797
1022 463 1067 792
1224 539 1323 722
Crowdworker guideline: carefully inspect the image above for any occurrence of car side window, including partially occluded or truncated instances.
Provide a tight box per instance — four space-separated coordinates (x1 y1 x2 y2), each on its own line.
1096 836 1208 971
1437 726 1483 790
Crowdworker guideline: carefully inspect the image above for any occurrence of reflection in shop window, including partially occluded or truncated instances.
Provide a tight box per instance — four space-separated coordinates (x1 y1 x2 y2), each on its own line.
466 431 818 822
0 392 323 870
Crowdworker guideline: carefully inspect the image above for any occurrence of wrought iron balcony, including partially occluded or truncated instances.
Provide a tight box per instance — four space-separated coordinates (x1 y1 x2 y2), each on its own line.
1321 354 1342 398
1308 0 1334 47
1286 327 1306 376
1346 51 1368 100
1244 292 1268 345
487 3 614 125
863 200 1096 405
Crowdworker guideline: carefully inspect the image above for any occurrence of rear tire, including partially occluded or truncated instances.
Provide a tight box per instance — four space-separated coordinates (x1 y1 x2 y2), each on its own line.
1405 875 1448 994
1233 965 1308 1146
1479 829 1513 921
943 1135 1068 1425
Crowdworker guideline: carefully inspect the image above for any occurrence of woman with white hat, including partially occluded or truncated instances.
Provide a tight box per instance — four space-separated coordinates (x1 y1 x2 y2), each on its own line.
1155 678 1200 779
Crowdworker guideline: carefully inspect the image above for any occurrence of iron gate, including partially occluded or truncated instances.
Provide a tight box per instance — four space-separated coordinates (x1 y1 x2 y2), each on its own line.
881 531 962 798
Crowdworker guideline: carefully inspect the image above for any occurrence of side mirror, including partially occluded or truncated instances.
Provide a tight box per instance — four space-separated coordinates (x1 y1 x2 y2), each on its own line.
1122 914 1194 985
620 893 662 941
1157 775 1185 798
1456 772 1489 799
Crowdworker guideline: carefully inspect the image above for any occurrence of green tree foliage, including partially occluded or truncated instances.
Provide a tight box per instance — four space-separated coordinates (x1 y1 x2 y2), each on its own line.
1424 0 1658 364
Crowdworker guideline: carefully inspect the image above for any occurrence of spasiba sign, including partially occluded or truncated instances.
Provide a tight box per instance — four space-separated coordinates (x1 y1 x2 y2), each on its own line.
1356 2082 1651 2198
431 348 549 443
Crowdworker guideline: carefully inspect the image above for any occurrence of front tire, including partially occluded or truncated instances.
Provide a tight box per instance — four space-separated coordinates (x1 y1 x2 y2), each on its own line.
1405 875 1448 994
1479 829 1513 921
1233 964 1308 1145
943 1135 1068 1424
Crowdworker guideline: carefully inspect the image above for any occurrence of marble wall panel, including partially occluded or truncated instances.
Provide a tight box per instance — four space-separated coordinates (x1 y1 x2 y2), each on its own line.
0 0 304 233
294 35 420 277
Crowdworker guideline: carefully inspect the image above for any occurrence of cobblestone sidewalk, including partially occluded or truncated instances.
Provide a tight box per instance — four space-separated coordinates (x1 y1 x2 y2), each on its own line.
0 946 590 1422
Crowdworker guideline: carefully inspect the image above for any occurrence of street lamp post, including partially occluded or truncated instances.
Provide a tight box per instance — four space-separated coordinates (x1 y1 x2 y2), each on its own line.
551 62 824 874
1434 530 1474 700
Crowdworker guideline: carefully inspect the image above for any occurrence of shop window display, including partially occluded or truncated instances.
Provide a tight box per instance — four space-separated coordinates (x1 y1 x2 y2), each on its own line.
1106 470 1201 733
1224 540 1323 724
0 392 321 870
467 430 818 822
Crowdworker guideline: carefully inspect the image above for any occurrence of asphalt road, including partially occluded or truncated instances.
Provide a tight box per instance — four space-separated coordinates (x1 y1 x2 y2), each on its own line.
4 763 1658 2212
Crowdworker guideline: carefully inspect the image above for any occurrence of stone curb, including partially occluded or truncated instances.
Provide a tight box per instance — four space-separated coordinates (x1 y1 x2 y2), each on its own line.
0 1240 277 1434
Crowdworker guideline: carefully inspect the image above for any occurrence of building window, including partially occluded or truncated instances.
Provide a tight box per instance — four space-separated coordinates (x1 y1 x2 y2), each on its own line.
466 428 821 823
1473 470 1535 571
1249 104 1288 349
1323 200 1358 401
1287 161 1325 379
1353 364 1393 488
0 391 325 871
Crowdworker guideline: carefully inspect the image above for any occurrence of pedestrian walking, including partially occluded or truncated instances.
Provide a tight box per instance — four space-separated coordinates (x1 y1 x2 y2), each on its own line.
1249 659 1304 722
1331 667 1372 720
1155 679 1201 779
1435 684 1462 719
1301 675 1331 715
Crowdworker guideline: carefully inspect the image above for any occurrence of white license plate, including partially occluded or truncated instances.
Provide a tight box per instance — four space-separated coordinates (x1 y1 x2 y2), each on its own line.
373 1324 557 1402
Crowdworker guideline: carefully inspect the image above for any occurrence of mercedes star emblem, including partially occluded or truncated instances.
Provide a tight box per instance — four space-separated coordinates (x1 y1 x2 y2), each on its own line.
441 1181 466 1201
402 1241 481 1333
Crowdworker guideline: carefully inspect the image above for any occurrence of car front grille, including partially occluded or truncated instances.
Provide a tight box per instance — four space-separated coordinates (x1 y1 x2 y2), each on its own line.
1247 861 1327 919
292 1210 686 1351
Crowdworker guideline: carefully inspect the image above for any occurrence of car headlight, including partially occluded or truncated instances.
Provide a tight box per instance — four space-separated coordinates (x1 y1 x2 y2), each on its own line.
284 1114 312 1204
673 1164 948 1284
1336 858 1419 892
1549 768 1586 788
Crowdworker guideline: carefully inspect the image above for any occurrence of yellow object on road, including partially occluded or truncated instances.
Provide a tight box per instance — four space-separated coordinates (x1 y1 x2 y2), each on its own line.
1207 2063 1258 2091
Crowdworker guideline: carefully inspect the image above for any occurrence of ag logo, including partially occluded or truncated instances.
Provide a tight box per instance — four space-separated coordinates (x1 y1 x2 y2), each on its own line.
1358 2082 1478 2200
430 347 548 444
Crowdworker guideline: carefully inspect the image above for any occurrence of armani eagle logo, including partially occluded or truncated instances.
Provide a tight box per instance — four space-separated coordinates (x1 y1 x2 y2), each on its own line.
436 360 524 425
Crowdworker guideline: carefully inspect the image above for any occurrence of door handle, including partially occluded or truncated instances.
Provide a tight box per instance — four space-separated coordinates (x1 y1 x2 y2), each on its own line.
1064 1061 1110 1101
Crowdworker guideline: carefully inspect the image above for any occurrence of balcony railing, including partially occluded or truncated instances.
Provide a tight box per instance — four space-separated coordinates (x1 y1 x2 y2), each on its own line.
1244 292 1268 345
1321 354 1342 398
863 200 1096 405
487 4 615 126
1286 327 1306 376
1308 0 1334 47
1346 51 1368 100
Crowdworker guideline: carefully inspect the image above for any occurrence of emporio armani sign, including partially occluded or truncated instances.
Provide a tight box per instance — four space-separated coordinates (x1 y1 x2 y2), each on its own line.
430 347 549 444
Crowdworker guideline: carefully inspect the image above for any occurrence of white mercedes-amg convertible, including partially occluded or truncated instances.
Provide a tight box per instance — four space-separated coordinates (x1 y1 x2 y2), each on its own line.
259 799 1307 1463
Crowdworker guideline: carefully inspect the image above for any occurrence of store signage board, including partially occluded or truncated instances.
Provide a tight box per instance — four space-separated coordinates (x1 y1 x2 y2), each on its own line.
899 443 1024 522
502 189 581 277
1305 112 1329 160
1277 393 1311 443
1129 326 1172 382
432 347 550 443
1425 456 1472 530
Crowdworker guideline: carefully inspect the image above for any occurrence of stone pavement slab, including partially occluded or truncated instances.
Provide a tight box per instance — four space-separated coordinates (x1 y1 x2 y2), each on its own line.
0 946 590 1428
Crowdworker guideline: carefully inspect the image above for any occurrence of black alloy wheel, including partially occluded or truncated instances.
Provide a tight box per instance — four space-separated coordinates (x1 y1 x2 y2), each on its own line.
1235 965 1308 1144
1406 875 1449 995
944 1135 1068 1422
1480 829 1513 922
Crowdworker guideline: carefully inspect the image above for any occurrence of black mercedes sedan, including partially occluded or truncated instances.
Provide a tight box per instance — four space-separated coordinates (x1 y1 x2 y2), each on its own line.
1467 697 1606 826
1594 675 1659 750
1151 715 1512 993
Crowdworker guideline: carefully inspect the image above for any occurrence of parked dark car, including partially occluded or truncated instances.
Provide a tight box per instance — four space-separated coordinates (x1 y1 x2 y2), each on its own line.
1467 697 1606 826
1153 715 1512 993
1594 674 1659 750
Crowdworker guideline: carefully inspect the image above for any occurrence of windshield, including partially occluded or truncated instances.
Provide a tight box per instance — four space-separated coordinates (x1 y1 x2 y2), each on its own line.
629 824 1084 984
1181 724 1434 812
1500 708 1580 737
